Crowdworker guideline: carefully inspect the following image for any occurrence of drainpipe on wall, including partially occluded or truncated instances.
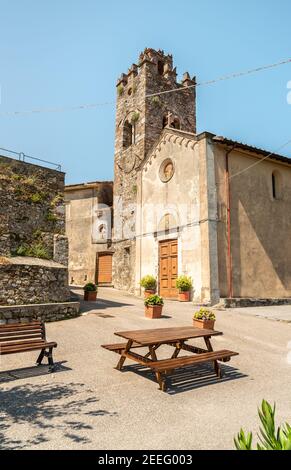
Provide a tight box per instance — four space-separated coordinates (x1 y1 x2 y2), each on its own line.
225 145 236 299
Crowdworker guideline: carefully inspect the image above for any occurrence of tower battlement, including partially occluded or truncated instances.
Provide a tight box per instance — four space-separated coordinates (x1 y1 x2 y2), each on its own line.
116 48 196 89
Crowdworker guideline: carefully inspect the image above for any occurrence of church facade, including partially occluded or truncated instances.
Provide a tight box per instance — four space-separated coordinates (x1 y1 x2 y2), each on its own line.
67 48 291 305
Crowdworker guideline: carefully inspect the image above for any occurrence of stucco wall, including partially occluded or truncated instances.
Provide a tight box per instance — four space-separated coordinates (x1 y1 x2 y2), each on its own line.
214 144 291 298
65 183 113 286
136 132 203 301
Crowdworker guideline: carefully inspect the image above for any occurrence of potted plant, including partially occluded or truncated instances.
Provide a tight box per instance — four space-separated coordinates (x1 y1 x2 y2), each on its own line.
176 275 192 302
193 307 216 329
144 294 164 319
140 275 157 298
83 282 97 301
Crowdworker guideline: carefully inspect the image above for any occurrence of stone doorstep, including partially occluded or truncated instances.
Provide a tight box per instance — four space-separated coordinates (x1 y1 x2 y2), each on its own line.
222 297 291 308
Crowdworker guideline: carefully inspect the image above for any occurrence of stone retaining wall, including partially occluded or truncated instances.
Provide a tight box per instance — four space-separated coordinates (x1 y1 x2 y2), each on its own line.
223 297 291 308
0 258 70 305
0 155 67 260
0 301 80 324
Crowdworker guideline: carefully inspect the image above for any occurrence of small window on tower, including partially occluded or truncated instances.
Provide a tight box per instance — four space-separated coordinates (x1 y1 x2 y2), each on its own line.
162 114 168 128
123 120 133 148
171 117 181 130
158 60 164 76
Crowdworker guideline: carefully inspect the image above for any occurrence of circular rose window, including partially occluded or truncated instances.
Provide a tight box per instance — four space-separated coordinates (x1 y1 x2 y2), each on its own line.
159 158 175 183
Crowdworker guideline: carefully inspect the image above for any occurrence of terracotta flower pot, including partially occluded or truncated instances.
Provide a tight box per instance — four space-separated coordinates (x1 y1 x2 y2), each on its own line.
84 290 97 301
145 305 163 319
144 289 156 299
193 318 215 330
178 291 190 302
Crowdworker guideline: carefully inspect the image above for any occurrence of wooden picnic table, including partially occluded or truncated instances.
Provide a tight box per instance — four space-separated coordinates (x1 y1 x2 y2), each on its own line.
102 326 238 392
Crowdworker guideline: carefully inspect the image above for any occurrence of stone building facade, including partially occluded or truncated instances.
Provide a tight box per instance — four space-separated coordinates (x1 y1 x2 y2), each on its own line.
113 48 196 292
0 155 79 322
65 181 113 286
66 47 291 305
136 128 291 304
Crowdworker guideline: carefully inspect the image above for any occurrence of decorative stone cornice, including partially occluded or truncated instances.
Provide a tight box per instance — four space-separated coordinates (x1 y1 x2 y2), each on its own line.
142 128 198 173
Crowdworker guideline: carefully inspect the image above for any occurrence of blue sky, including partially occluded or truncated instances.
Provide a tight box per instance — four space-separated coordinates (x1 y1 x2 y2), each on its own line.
0 0 290 184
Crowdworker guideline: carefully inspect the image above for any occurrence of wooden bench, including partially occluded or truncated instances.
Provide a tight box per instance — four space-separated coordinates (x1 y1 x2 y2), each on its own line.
0 320 57 372
149 350 238 372
147 349 238 391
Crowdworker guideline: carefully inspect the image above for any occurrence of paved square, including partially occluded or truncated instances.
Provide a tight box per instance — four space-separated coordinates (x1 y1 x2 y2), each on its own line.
1 288 291 450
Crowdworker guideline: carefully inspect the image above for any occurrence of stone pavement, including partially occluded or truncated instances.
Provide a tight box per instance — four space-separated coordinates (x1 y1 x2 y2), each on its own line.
224 304 291 322
0 287 291 450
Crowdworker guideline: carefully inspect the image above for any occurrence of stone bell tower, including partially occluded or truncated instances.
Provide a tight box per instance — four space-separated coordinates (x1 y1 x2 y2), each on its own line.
112 48 196 292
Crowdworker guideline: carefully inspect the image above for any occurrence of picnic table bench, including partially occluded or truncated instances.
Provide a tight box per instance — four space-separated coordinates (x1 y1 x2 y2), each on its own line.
0 320 57 372
102 326 238 391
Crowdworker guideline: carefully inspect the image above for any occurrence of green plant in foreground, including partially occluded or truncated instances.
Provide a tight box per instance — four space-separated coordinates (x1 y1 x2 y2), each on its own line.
83 282 97 292
144 294 164 307
176 275 192 292
140 275 156 290
234 400 291 450
193 307 216 321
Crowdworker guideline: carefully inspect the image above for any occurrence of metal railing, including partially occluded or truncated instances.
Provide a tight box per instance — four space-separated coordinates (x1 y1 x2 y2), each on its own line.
0 147 62 171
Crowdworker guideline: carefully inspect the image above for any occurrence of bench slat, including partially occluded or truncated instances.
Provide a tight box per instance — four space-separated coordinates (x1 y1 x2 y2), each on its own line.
0 338 48 347
148 350 238 371
0 341 57 355
101 342 145 351
0 333 43 342
0 322 42 331
0 327 42 334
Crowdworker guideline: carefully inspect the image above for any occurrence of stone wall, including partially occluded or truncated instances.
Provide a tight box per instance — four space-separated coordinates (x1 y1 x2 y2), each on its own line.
0 155 66 260
0 257 70 305
0 301 80 324
0 156 73 317
113 48 196 292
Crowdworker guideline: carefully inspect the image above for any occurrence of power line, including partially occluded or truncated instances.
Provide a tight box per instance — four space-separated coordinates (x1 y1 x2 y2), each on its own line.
146 57 291 98
229 137 291 180
0 56 290 116
0 101 115 117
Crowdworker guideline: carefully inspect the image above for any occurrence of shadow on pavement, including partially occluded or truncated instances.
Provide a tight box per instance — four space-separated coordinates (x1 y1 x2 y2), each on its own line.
124 362 247 395
0 361 71 384
79 297 134 314
0 381 117 450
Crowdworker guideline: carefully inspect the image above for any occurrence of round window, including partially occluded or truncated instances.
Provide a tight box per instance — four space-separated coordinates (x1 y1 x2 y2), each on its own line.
159 158 175 183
